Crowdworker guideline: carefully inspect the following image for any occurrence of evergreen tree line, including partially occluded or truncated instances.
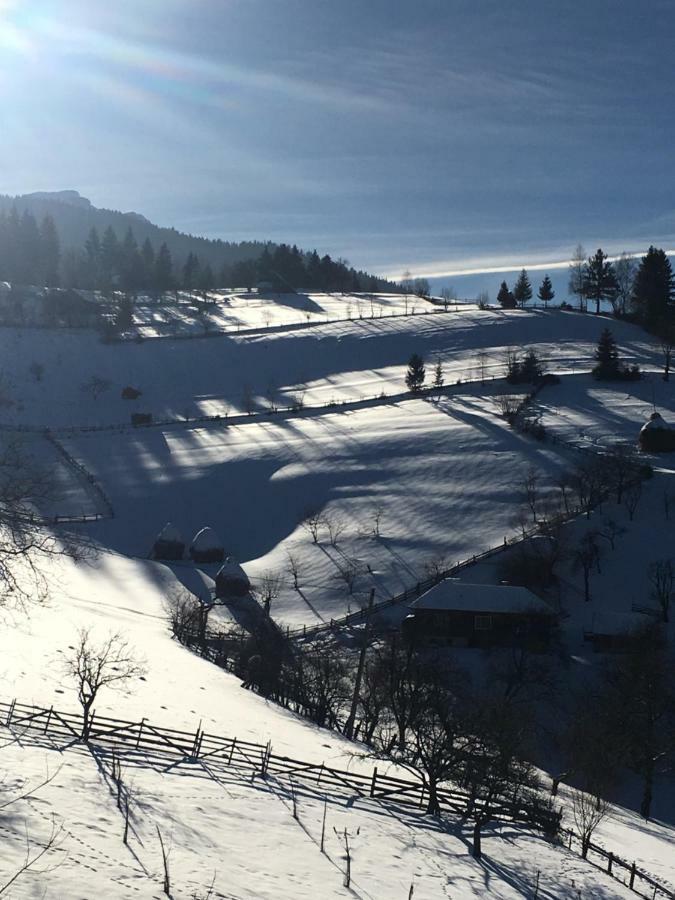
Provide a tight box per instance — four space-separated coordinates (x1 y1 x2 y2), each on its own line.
0 205 398 295
496 246 675 330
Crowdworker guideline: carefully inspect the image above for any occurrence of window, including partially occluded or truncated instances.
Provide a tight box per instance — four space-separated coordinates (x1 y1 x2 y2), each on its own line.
474 615 493 631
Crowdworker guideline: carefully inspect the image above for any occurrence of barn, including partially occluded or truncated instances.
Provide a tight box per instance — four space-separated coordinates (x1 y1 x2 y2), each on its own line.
151 523 185 561
189 526 225 564
402 580 555 648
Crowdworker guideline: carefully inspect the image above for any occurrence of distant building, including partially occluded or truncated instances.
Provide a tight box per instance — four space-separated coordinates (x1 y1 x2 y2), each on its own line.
402 580 555 648
152 523 185 561
189 527 225 564
583 611 644 652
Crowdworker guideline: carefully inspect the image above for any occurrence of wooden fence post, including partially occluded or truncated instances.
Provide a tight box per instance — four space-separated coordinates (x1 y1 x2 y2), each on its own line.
227 737 237 765
607 853 613 876
370 767 378 798
6 699 15 727
136 718 146 750
44 706 53 734
629 863 636 890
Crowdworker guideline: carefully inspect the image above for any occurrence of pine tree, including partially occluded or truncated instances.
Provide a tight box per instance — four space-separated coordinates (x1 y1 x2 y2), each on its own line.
583 249 617 315
537 274 555 308
433 357 444 389
141 238 155 289
154 243 173 294
183 252 200 293
85 227 102 289
120 227 143 294
631 246 674 324
17 210 40 285
405 353 426 392
513 269 532 308
100 227 120 293
593 328 620 378
497 280 516 309
39 215 60 286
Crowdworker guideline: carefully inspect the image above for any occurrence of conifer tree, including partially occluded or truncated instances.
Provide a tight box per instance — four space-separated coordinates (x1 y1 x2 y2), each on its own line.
583 249 617 315
100 227 120 293
405 353 426 392
38 215 60 286
141 237 155 289
537 274 555 308
593 328 620 377
85 227 102 289
513 269 532 308
183 252 200 293
155 243 174 294
631 246 674 324
497 280 516 309
433 357 444 389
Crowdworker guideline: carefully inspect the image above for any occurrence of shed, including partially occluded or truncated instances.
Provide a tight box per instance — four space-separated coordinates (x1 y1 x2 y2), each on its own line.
639 412 675 452
190 526 225 564
152 522 185 561
402 580 554 648
215 558 251 598
583 611 643 652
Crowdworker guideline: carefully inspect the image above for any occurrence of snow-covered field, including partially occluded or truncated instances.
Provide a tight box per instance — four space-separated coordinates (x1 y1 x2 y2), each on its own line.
0 306 661 429
1 299 674 896
0 551 667 899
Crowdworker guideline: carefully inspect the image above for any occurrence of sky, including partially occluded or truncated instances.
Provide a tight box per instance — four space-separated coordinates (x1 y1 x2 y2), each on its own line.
1 0 675 282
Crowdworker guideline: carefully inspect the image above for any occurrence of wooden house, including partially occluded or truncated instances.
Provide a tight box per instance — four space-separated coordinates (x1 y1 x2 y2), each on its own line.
402 580 554 648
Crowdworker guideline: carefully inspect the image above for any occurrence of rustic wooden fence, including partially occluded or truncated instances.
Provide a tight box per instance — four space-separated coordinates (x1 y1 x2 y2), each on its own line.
3 698 672 899
0 698 556 833
560 827 675 900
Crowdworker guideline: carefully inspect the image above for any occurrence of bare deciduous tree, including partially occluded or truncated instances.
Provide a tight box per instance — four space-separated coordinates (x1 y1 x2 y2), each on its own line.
64 629 146 740
622 479 643 521
286 552 301 590
301 509 324 544
257 570 282 616
647 559 673 622
323 512 346 547
572 532 602 601
81 375 112 402
572 789 609 858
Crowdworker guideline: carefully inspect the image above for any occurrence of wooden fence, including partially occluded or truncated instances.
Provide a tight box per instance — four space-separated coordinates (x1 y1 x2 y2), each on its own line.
0 698 556 833
3 698 672 899
560 827 675 900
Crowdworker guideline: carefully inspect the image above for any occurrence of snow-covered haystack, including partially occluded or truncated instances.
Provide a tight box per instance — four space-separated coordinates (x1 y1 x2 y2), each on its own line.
152 522 185 560
215 557 251 598
189 526 225 563
639 411 675 452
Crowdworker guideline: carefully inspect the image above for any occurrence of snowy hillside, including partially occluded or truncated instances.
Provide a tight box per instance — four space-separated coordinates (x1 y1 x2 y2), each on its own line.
1 299 674 897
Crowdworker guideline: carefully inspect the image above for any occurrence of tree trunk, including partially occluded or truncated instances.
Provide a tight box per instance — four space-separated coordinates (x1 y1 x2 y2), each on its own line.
584 569 590 602
425 780 441 817
472 821 482 859
640 760 654 820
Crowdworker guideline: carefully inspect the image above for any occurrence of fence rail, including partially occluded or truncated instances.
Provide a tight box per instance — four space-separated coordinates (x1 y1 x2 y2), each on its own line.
0 698 555 832
3 698 671 898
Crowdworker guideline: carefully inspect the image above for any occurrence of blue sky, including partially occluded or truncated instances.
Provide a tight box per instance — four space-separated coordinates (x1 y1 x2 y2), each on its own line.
1 0 674 281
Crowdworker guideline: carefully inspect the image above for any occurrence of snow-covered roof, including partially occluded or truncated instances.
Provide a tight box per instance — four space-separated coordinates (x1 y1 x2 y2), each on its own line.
640 412 675 433
191 526 224 552
156 522 183 543
410 581 552 615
